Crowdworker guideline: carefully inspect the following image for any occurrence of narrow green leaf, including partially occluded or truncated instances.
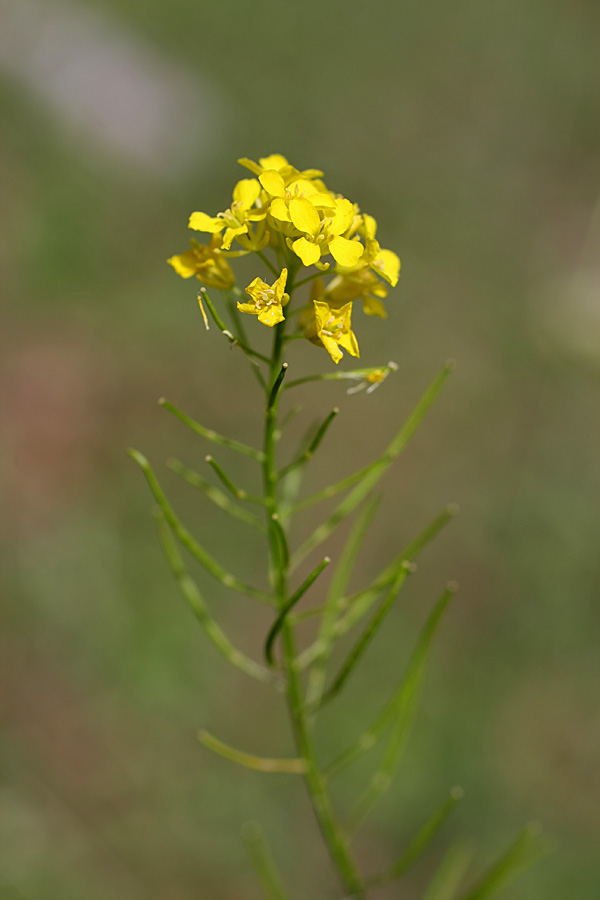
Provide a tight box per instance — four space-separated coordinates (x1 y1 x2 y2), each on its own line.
304 496 380 710
290 361 454 567
128 449 274 605
154 509 273 685
347 583 458 829
199 730 306 774
422 844 473 900
159 397 264 461
265 557 330 667
326 582 456 782
242 822 290 900
457 824 546 900
168 458 267 533
366 787 465 887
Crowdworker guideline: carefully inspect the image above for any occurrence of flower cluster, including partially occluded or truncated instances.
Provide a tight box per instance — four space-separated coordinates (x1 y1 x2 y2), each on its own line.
168 154 400 364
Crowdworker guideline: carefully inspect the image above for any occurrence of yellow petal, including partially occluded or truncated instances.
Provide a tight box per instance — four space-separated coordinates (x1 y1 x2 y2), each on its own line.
376 249 401 286
339 329 360 358
320 334 343 364
330 198 355 235
310 277 324 302
167 250 198 278
362 213 377 239
328 236 364 267
292 237 321 267
221 224 247 250
258 305 285 327
233 178 261 206
237 157 262 176
309 192 337 209
259 154 289 171
289 197 321 236
270 198 291 222
287 178 318 197
245 276 265 298
259 170 286 197
273 268 288 300
362 296 387 318
237 301 259 316
189 212 224 233
312 299 332 331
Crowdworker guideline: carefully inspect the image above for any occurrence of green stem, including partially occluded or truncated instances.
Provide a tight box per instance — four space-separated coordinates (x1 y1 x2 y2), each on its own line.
257 249 280 278
261 310 367 900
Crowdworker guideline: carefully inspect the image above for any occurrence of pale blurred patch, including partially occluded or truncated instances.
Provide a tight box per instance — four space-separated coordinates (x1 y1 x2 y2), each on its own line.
0 0 227 178
536 196 600 363
539 265 600 362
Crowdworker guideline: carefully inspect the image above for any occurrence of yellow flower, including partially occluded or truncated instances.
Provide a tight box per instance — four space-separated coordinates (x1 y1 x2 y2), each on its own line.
188 178 267 250
237 268 289 327
344 362 398 394
324 268 390 318
167 236 235 290
306 298 360 364
360 214 400 286
285 197 365 268
238 154 324 185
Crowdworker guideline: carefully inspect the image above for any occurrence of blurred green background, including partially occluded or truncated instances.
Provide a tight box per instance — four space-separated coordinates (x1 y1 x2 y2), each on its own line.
2 0 600 897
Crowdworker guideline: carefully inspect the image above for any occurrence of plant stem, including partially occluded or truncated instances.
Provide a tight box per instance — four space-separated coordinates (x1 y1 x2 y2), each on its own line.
261 306 367 900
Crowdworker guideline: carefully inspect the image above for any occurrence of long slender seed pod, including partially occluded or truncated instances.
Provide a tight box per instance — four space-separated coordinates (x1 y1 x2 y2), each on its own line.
270 514 290 571
366 787 465 887
305 496 380 710
199 730 306 773
291 362 454 566
287 458 382 516
422 844 473 900
326 582 457 780
457 824 545 900
128 449 274 605
242 822 290 900
201 288 271 362
337 504 459 634
292 503 459 668
268 362 289 409
226 292 268 390
264 557 330 667
159 397 264 461
279 415 323 515
319 562 414 708
278 407 339 479
347 584 458 829
167 458 266 532
205 454 265 505
154 509 274 685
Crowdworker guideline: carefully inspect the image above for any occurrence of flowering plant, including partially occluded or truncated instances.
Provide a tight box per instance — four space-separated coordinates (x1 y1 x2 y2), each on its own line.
130 155 543 899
